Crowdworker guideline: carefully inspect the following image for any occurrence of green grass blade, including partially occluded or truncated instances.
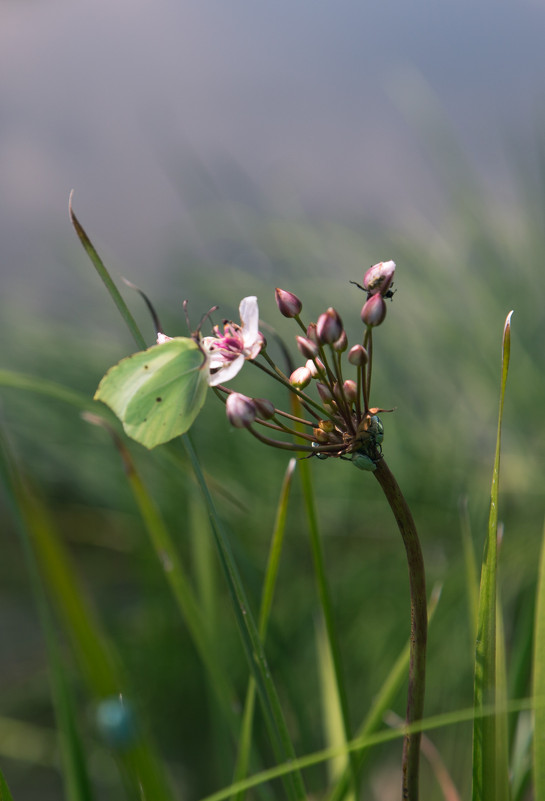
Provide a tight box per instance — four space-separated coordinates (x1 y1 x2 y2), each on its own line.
0 369 98 411
316 615 352 793
459 495 479 646
297 456 358 794
233 458 297 799
532 515 545 800
83 412 241 735
0 768 15 801
327 583 442 801
69 193 146 351
472 311 513 801
183 437 307 801
0 436 94 801
496 589 511 801
0 434 176 801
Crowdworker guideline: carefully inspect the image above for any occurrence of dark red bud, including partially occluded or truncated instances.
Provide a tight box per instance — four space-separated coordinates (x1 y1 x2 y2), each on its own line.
316 307 343 344
275 288 303 318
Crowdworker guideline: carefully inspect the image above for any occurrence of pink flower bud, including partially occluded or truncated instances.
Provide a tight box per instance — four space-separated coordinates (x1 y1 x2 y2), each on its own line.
296 335 319 359
348 344 369 366
289 366 312 389
317 382 334 405
363 260 396 296
316 307 343 344
275 288 302 318
361 294 387 327
306 322 318 343
253 397 275 419
225 393 256 428
332 329 348 353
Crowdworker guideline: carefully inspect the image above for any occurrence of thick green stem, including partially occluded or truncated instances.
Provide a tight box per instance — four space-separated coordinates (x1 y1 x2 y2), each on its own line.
373 458 427 801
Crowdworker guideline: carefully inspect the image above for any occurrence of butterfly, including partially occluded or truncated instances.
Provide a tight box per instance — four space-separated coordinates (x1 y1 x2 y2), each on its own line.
94 337 209 449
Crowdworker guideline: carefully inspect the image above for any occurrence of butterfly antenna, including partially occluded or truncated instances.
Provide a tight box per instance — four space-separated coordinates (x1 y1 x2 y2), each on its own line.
183 301 219 336
122 278 164 336
198 305 219 332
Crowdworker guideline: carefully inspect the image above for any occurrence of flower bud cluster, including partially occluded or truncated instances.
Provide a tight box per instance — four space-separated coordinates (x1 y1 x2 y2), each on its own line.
218 263 395 469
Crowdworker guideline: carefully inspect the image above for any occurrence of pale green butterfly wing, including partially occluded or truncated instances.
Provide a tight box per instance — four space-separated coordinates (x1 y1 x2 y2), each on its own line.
94 337 208 449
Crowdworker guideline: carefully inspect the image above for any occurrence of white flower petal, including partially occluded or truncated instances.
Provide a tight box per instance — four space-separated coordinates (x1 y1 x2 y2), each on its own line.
208 354 245 386
239 296 259 348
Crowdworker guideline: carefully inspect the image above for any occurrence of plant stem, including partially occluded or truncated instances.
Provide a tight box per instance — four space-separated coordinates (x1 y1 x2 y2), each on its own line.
373 458 427 801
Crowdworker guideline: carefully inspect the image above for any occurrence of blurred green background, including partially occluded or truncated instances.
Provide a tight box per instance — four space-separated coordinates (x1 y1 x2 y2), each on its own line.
1 2 545 799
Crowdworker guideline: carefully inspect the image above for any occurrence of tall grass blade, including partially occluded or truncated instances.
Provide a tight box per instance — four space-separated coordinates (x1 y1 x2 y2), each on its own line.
184 437 307 801
532 515 545 800
496 593 511 801
316 615 353 794
472 311 513 801
0 435 176 801
459 496 479 646
297 455 358 794
233 458 297 799
0 435 94 801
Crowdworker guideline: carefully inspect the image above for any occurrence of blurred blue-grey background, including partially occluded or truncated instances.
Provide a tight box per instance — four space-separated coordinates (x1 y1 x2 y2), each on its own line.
2 0 544 309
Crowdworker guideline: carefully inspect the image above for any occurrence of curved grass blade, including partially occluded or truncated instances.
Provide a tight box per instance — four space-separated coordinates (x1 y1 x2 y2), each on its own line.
0 435 94 801
0 369 98 412
472 311 513 801
69 193 146 351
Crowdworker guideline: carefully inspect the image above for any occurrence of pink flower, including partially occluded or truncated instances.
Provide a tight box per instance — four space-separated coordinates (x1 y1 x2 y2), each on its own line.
202 296 262 386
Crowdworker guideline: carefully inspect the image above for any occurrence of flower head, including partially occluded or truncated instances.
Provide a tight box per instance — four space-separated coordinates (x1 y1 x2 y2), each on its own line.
202 296 263 386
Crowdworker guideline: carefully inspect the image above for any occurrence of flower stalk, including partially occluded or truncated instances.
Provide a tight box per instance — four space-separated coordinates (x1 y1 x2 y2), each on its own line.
373 458 427 801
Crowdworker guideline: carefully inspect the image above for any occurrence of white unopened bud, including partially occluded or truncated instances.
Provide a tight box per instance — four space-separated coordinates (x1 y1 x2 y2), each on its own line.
289 366 312 389
305 358 325 378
